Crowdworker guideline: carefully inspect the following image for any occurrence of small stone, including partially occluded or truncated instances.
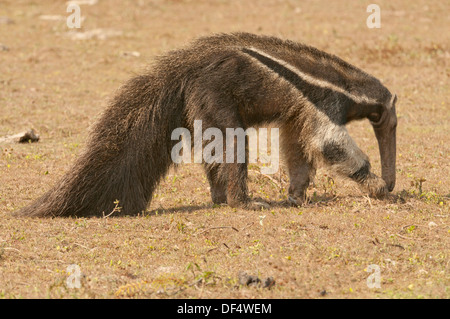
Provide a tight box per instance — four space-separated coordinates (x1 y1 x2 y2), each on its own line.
120 51 140 58
238 271 261 287
428 221 438 228
238 272 275 289
0 16 14 24
262 277 275 289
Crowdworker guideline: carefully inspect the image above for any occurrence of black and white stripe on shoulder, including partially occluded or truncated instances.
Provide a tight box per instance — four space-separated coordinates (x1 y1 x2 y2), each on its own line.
240 47 378 106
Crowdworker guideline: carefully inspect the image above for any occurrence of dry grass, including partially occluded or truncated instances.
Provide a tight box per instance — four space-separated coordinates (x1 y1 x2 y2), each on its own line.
0 0 448 299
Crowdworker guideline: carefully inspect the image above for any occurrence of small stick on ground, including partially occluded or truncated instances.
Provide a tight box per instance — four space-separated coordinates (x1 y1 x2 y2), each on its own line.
195 226 239 236
0 129 40 144
364 195 373 208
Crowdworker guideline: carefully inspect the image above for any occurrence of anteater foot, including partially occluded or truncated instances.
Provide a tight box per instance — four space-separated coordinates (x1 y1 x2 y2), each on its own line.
364 174 388 198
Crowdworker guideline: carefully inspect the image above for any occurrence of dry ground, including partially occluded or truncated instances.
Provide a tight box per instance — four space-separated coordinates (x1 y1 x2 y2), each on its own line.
0 0 448 299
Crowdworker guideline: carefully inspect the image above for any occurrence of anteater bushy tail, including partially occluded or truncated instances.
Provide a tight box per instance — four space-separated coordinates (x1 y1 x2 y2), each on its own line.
17 71 186 217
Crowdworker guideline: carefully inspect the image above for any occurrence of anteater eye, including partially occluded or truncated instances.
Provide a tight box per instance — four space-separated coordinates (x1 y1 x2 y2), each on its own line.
368 112 381 123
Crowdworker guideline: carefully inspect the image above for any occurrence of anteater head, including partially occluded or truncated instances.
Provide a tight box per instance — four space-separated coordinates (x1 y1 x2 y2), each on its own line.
369 94 397 192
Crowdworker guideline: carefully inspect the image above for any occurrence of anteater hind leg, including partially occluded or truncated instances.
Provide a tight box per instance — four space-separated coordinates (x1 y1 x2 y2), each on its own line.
204 164 227 204
223 135 269 210
316 125 387 197
192 103 268 210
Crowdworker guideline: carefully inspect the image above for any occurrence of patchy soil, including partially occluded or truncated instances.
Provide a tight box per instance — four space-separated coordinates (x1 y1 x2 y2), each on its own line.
0 0 448 298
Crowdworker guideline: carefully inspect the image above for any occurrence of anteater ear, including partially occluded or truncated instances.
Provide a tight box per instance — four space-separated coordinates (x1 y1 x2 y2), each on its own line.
390 94 397 109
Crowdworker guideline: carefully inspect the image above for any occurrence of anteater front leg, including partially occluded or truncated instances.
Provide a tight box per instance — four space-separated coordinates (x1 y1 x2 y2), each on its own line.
316 125 387 197
286 157 313 206
280 126 314 205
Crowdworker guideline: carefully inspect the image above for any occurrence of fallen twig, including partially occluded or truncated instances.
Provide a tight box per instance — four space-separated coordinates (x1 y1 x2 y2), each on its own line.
0 129 39 144
363 195 373 208
195 226 239 236
240 222 255 231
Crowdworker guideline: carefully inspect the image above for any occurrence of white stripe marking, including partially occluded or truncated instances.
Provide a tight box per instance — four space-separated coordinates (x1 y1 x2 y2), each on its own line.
244 47 379 105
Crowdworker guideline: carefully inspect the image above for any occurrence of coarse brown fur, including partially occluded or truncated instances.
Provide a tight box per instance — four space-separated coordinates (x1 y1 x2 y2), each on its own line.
16 32 397 217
